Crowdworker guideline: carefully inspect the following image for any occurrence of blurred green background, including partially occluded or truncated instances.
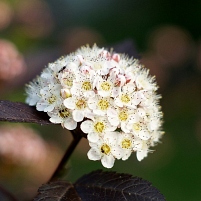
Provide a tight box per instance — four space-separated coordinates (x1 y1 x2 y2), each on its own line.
0 0 201 200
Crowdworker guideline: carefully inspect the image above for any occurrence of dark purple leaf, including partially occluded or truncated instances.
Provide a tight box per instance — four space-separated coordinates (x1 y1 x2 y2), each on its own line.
33 181 81 201
0 100 88 139
0 100 50 125
75 170 165 201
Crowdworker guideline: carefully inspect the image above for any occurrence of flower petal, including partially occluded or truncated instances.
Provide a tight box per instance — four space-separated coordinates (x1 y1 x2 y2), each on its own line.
139 130 150 140
122 150 132 161
63 97 75 109
107 108 119 126
101 154 115 168
114 97 123 107
80 120 93 133
128 113 139 123
87 132 99 143
136 150 147 161
111 147 123 160
72 110 84 122
64 118 77 130
87 148 101 160
44 104 55 112
121 122 130 133
98 90 110 97
88 98 97 110
49 116 62 124
36 102 47 111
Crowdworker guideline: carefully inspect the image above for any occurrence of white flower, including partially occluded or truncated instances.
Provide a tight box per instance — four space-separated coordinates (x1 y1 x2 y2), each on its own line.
59 71 76 89
116 132 135 161
127 121 150 140
41 68 56 82
107 106 139 133
88 95 114 116
147 115 162 132
25 44 164 167
135 70 157 91
81 117 116 142
47 104 77 130
70 71 95 97
114 82 144 108
49 55 80 73
25 77 42 106
63 95 91 122
77 46 113 75
138 91 156 108
150 130 164 145
48 57 68 73
114 92 135 108
36 84 62 112
133 139 149 161
87 134 122 168
94 74 120 97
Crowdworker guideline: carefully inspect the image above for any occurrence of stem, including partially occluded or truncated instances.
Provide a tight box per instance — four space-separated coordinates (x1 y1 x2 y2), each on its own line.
49 129 82 182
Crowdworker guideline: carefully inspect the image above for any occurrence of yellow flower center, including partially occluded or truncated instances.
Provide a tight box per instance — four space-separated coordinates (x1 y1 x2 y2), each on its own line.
101 82 111 91
101 144 111 155
119 111 128 121
64 79 73 87
121 94 130 103
122 139 131 149
82 81 92 91
76 99 86 109
59 108 70 118
94 122 105 133
48 95 56 104
98 99 109 110
133 123 141 131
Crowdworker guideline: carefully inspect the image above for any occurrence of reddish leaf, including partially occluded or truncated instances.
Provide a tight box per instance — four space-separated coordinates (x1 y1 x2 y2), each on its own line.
33 170 165 201
33 181 81 201
0 100 50 125
75 170 165 201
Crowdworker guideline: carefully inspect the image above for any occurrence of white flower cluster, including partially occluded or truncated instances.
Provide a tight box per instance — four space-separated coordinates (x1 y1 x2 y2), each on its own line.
25 45 163 168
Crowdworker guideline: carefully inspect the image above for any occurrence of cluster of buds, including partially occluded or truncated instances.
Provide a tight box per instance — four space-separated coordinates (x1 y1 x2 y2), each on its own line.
26 45 163 168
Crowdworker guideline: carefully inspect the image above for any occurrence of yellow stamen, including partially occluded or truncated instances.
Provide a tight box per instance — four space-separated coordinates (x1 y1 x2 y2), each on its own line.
101 144 111 155
76 99 86 109
48 96 56 104
64 79 73 87
59 108 70 118
101 82 111 91
98 99 109 110
122 139 131 149
133 123 141 131
119 111 128 121
121 94 130 103
94 122 105 133
82 81 92 91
